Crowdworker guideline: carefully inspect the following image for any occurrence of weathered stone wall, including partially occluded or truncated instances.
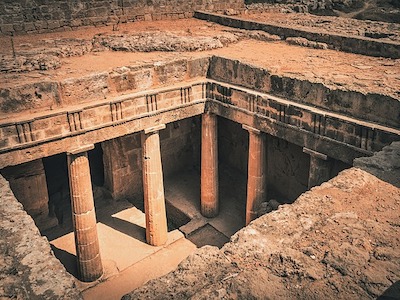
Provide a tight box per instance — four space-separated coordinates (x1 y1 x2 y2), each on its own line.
0 57 209 114
102 118 199 202
266 135 309 201
102 133 143 202
0 174 82 299
207 80 399 164
0 0 244 35
245 0 332 12
218 117 249 174
207 56 400 129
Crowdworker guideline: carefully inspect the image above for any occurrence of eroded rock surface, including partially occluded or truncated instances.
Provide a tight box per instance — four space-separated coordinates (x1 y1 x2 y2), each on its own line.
354 141 400 188
93 32 237 52
0 175 81 299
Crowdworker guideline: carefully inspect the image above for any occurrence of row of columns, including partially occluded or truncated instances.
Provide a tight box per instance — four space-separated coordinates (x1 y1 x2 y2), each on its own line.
199 116 268 226
67 125 168 282
66 112 332 282
199 115 332 226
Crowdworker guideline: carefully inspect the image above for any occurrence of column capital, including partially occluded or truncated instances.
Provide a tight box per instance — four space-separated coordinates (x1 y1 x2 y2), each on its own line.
144 124 166 134
242 124 261 134
303 147 328 160
67 144 95 156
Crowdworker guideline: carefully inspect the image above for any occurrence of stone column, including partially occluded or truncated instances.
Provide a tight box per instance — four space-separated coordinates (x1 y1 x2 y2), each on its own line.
243 125 267 225
303 147 332 189
1 159 57 231
142 124 168 246
201 113 219 218
67 145 103 282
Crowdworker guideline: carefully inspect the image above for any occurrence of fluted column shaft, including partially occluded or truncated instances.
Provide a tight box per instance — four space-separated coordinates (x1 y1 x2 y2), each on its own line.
67 145 103 282
201 113 219 218
244 125 267 225
142 124 168 246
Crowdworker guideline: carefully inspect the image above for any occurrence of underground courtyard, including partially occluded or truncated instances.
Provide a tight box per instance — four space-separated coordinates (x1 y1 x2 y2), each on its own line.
0 1 399 299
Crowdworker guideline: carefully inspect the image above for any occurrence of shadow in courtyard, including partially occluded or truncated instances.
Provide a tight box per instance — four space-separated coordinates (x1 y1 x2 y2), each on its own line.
50 244 79 278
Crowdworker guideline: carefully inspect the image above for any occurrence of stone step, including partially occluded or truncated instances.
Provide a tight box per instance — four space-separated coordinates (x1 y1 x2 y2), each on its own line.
179 217 208 237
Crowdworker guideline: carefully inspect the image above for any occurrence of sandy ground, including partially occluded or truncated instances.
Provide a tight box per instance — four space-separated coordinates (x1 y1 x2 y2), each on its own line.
0 18 399 99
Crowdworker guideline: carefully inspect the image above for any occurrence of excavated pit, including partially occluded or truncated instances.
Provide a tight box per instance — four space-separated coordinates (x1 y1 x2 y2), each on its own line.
0 11 399 300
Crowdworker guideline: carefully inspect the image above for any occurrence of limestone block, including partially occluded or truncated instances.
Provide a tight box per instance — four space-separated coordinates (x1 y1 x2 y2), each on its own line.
47 20 60 30
0 24 14 33
208 56 271 93
188 57 210 79
0 82 60 113
154 60 188 85
60 72 109 105
23 22 36 32
12 23 24 32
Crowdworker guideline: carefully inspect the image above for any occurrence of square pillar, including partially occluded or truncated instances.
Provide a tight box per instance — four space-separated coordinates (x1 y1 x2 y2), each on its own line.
201 113 219 218
1 159 58 231
303 148 332 189
243 125 267 225
141 124 168 246
67 145 103 282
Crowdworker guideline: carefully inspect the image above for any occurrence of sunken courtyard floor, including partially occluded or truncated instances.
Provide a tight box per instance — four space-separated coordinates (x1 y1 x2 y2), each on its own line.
42 166 247 299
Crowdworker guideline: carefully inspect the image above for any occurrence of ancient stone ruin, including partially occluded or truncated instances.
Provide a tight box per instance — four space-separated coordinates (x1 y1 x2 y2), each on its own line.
0 0 399 299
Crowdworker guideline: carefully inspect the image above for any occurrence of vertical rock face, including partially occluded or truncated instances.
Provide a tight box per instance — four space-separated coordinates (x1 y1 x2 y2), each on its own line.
142 126 168 246
0 0 245 34
0 159 57 231
0 174 82 299
201 113 219 217
354 141 400 188
67 149 103 282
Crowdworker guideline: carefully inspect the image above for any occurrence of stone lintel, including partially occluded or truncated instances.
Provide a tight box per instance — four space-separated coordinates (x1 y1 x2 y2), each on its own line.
303 147 328 160
242 124 261 134
144 124 166 134
67 144 95 155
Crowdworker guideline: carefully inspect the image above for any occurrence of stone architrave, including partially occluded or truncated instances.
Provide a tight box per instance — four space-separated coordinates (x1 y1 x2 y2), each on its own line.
67 145 103 282
303 147 332 189
201 113 219 218
141 124 168 246
243 125 267 225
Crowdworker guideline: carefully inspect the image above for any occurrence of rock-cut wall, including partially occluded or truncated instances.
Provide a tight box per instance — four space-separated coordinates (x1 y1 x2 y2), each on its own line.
0 174 82 299
0 0 244 34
